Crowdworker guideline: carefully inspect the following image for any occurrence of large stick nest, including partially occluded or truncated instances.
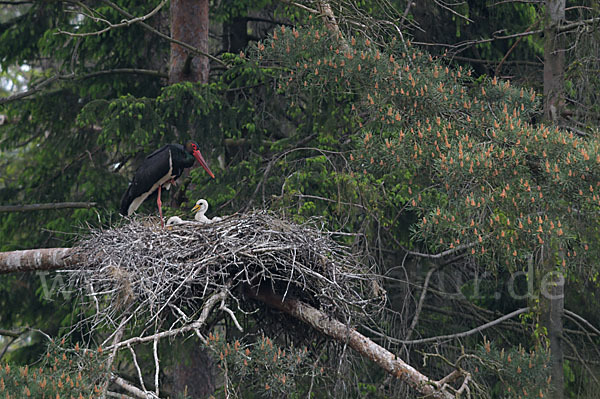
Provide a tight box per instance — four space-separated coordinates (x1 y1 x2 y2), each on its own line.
71 211 384 332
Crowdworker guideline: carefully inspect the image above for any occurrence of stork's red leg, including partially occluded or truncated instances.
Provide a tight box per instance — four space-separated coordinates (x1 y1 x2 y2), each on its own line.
157 185 164 227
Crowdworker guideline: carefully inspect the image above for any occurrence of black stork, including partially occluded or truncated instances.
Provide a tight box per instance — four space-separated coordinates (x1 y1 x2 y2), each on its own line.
119 141 215 226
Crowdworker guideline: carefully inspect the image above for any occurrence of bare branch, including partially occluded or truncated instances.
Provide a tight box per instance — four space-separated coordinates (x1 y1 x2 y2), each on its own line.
153 338 160 397
564 309 600 336
413 29 544 52
0 75 60 105
100 319 130 397
280 0 319 15
0 328 27 361
433 0 474 23
246 286 458 399
489 0 543 5
0 202 97 212
79 68 167 80
127 344 147 392
57 0 168 38
448 54 542 67
561 334 599 384
0 328 24 338
558 16 600 33
111 374 160 399
414 15 600 54
0 336 19 362
99 0 227 67
0 247 80 274
399 307 530 345
105 290 227 351
404 265 437 341
402 242 477 259
0 69 166 105
495 20 539 76
220 303 244 332
106 392 136 399
315 0 351 53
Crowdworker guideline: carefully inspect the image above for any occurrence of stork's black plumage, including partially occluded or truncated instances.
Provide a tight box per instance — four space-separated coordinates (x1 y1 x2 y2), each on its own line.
119 141 214 226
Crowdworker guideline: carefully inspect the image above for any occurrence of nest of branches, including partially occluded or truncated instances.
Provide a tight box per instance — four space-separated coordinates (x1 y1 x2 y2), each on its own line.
70 211 384 335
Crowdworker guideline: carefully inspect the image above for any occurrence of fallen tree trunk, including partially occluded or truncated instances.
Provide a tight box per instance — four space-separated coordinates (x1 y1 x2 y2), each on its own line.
0 248 80 274
245 286 459 399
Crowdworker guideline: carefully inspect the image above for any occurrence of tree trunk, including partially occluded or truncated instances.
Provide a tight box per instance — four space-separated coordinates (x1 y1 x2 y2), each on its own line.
169 0 210 84
543 0 566 121
168 1 215 396
541 3 566 394
539 250 565 399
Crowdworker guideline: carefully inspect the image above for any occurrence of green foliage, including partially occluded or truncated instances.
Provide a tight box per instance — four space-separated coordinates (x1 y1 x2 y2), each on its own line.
2 1 600 398
474 338 551 398
0 341 107 398
207 333 321 399
243 17 600 395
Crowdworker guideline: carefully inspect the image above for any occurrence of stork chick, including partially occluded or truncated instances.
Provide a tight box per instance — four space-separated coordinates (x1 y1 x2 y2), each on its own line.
191 199 222 223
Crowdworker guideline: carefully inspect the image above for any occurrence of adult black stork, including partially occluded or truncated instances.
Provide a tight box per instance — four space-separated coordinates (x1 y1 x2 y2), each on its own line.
119 141 215 226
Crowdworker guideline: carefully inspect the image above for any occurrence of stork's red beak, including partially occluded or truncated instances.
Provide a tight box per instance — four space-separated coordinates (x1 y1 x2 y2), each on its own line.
193 149 215 178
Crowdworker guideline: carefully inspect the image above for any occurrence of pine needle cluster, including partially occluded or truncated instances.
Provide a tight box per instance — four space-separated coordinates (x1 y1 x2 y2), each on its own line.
251 21 600 274
0 340 106 399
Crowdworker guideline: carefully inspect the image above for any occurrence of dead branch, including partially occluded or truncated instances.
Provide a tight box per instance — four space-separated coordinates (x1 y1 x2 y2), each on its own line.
400 307 530 345
104 290 227 352
490 0 544 5
127 344 147 393
495 20 540 76
413 29 544 52
99 0 226 67
404 265 437 341
245 286 458 399
414 14 600 54
315 0 351 53
433 0 473 23
0 75 60 105
402 242 477 259
0 336 19 362
561 334 599 384
558 16 600 33
106 392 136 399
111 374 159 399
0 202 97 212
0 328 24 338
0 69 166 105
58 0 168 38
564 309 600 336
153 338 159 397
0 247 80 274
447 55 541 67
